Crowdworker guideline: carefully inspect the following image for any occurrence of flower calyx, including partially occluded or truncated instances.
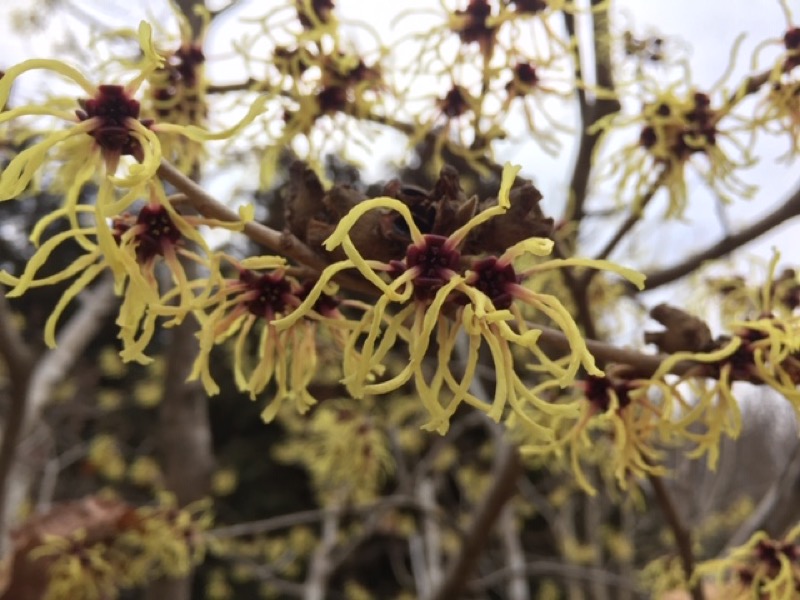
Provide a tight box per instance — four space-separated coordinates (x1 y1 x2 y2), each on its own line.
76 85 154 172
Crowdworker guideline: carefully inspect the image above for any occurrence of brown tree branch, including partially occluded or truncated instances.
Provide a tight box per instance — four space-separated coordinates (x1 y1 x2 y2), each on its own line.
0 277 117 556
428 443 522 600
648 473 704 600
0 292 34 558
468 560 643 596
563 1 620 234
640 182 800 291
158 160 329 271
591 167 668 264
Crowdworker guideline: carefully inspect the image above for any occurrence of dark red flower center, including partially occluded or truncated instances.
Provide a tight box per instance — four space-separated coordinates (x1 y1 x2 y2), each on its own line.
506 0 548 13
638 91 717 159
239 270 294 319
784 27 800 71
583 375 632 413
440 86 470 118
172 44 205 88
136 205 182 262
317 85 349 114
111 204 182 264
506 62 539 96
392 235 461 301
454 0 495 46
76 85 153 159
297 0 335 29
468 256 518 310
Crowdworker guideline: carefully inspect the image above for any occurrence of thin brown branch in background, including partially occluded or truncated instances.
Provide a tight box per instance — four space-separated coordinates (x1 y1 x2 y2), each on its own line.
0 278 117 556
429 444 522 600
0 292 34 556
563 1 620 234
641 182 800 291
158 160 328 271
591 167 668 264
648 473 704 600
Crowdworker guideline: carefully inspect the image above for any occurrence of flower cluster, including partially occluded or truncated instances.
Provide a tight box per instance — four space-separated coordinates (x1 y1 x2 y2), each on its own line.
0 179 237 361
0 20 265 362
594 79 756 218
696 525 800 600
753 20 800 160
392 0 586 176
274 397 394 503
273 163 644 436
188 254 366 422
29 495 212 600
233 1 387 185
521 367 672 494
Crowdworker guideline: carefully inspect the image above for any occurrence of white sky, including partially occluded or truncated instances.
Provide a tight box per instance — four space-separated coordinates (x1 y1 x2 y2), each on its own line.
0 0 798 303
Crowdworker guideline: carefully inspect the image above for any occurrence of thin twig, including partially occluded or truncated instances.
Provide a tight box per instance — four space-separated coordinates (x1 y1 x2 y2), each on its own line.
428 443 523 600
418 477 443 593
304 498 344 600
468 559 644 596
640 182 800 291
0 277 116 556
0 292 35 553
499 503 530 600
207 495 429 539
562 1 620 233
591 167 667 264
648 473 704 600
157 160 379 295
158 160 327 270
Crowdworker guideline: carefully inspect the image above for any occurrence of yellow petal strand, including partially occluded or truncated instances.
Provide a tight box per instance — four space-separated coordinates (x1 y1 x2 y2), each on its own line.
156 95 269 142
239 256 287 270
324 197 423 249
137 21 165 69
502 238 555 261
44 264 106 348
0 105 78 124
1 251 100 290
272 260 356 331
535 257 646 290
0 121 95 199
5 228 96 297
498 163 521 208
0 59 95 106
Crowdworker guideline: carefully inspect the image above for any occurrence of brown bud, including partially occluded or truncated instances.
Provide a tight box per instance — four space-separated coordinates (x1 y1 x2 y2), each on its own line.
644 303 712 354
285 161 326 240
466 182 553 254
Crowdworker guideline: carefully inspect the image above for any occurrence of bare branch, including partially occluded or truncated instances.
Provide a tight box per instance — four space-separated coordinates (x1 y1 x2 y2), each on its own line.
158 160 328 271
563 1 621 233
207 495 431 539
499 503 530 600
641 182 800 291
304 498 343 600
0 277 117 556
469 560 643 596
0 292 34 557
428 443 522 600
648 473 704 600
592 167 668 263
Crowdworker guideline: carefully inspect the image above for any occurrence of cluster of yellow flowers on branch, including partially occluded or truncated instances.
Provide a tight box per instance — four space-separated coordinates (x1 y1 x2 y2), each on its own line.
0 12 649 441
3 1 800 598
0 0 799 494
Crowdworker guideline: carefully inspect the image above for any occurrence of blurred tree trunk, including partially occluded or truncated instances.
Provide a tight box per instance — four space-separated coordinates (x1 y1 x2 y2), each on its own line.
145 5 213 597
145 296 213 600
